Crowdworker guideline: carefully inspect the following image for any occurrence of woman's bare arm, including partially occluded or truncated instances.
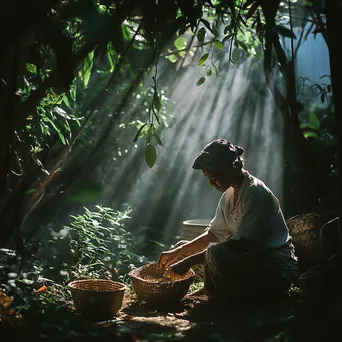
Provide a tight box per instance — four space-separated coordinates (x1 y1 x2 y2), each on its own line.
158 230 218 270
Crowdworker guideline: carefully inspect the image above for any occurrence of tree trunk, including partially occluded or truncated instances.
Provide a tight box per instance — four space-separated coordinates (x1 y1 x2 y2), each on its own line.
325 0 342 252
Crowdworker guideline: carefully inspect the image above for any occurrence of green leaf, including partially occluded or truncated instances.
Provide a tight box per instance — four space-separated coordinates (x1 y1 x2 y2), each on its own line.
237 40 248 53
62 95 71 108
246 2 259 20
145 143 157 168
213 40 224 50
167 54 178 63
153 131 163 146
196 76 206 87
133 123 147 142
197 27 206 44
309 111 320 129
70 80 77 101
201 19 213 34
303 131 318 139
107 42 116 72
231 48 240 64
198 53 209 66
153 93 162 112
224 25 231 35
223 33 234 43
46 118 67 145
83 50 94 88
26 63 37 75
174 37 187 50
212 62 219 76
206 69 212 77
274 25 296 39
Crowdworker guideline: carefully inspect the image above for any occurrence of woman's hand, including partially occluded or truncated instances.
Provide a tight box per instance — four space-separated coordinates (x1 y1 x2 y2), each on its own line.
164 259 191 281
158 249 181 270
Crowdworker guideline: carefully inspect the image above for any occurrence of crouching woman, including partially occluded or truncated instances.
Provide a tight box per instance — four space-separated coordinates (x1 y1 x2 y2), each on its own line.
158 139 299 300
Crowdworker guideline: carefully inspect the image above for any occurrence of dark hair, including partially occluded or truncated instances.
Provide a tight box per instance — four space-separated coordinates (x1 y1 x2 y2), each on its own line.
192 139 245 172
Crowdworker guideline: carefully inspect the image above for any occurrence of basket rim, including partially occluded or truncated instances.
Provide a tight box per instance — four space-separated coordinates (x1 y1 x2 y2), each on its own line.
68 279 126 292
128 262 195 283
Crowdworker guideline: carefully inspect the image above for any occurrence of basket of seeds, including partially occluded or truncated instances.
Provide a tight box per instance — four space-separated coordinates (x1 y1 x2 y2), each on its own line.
128 262 194 306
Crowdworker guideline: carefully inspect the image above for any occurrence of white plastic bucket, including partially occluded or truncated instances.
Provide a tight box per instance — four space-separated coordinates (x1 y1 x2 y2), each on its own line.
183 219 211 241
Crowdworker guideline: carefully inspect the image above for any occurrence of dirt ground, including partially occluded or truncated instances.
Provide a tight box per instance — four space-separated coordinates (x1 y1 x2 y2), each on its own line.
113 292 296 342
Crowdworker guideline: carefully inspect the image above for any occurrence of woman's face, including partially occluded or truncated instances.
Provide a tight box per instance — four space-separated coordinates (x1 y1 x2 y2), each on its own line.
202 169 232 192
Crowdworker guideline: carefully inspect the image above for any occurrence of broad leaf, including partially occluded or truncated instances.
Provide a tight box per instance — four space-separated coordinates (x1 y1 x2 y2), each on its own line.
274 25 296 39
174 37 187 50
246 2 259 20
198 53 209 66
153 93 162 112
213 40 224 50
196 76 206 87
197 27 206 44
145 143 157 168
201 19 213 34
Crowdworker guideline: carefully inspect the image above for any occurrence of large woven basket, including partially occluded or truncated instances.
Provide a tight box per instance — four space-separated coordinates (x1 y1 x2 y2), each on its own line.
286 212 337 270
68 279 126 317
128 263 194 306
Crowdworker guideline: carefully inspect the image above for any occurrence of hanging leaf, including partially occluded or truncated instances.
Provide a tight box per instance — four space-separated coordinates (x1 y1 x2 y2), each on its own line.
212 62 219 76
201 19 214 34
237 40 248 53
246 2 259 20
223 33 234 43
145 143 157 168
274 25 296 39
133 123 147 142
153 131 163 146
231 48 240 64
224 25 231 35
153 111 160 125
196 76 206 87
153 93 162 112
197 27 206 44
83 50 94 88
213 40 224 50
198 53 209 66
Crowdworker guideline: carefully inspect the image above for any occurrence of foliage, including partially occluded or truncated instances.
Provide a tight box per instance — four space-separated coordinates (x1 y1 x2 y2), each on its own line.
0 205 152 335
36 205 150 283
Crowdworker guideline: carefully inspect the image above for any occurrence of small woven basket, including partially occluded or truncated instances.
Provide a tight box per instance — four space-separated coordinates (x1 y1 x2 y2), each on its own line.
68 279 126 317
128 263 194 306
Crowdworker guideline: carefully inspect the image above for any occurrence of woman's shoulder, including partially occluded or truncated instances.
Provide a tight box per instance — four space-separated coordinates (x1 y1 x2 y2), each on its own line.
244 172 273 198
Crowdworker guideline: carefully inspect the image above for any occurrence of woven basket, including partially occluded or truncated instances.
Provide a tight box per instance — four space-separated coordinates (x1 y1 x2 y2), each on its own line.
286 212 337 270
128 263 194 306
68 279 126 317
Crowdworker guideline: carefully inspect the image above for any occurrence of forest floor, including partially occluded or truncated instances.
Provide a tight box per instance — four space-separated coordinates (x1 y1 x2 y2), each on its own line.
114 292 294 341
111 283 342 342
